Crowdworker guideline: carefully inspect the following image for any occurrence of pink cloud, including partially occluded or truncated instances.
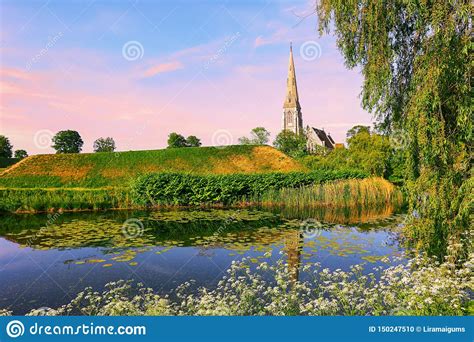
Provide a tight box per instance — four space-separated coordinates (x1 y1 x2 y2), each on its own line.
143 61 184 78
1 39 372 155
0 67 33 81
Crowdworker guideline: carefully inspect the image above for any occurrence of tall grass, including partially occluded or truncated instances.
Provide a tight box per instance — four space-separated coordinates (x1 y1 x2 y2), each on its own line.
0 188 132 212
257 177 402 208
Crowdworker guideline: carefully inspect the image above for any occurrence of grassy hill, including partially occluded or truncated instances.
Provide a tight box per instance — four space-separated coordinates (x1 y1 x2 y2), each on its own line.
0 145 305 189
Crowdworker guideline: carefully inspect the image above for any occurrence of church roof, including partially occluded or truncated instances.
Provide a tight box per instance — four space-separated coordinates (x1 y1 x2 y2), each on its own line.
309 127 335 149
283 43 301 110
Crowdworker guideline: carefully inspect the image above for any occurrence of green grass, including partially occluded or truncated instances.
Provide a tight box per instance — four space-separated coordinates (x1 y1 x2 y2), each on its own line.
0 188 132 212
0 145 304 189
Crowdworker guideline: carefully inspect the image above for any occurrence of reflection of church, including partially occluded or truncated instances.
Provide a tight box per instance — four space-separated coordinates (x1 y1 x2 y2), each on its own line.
283 230 303 283
282 44 336 152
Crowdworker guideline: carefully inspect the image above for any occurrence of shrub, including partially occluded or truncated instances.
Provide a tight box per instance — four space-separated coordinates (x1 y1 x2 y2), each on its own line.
0 157 20 168
131 170 368 206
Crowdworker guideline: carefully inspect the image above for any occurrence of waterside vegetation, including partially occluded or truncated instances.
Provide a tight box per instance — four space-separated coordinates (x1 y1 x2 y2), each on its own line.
0 170 384 213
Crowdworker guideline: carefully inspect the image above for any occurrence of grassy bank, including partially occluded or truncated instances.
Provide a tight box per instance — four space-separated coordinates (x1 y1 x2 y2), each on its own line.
0 145 399 213
0 145 304 188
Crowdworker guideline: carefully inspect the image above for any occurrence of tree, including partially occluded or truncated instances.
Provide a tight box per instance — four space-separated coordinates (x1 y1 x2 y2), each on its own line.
317 0 471 257
238 137 251 145
93 137 116 152
345 128 392 177
301 126 393 177
14 149 28 159
273 130 307 158
186 135 201 147
52 130 83 154
346 125 370 141
167 132 187 148
239 127 271 145
0 135 13 158
167 133 202 148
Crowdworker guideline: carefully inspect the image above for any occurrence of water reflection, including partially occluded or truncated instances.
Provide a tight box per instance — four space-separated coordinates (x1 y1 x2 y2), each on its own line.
0 205 405 314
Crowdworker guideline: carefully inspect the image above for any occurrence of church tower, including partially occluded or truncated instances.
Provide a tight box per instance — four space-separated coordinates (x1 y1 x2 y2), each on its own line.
282 43 303 135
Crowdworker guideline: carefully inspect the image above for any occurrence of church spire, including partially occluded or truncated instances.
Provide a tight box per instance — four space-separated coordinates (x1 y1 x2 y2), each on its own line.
284 42 300 110
282 43 303 135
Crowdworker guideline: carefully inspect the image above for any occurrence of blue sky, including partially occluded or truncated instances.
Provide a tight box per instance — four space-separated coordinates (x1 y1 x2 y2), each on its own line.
0 0 372 153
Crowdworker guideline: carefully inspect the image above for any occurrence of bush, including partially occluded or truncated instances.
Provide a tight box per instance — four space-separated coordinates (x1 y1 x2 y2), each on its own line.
0 157 20 168
131 170 368 206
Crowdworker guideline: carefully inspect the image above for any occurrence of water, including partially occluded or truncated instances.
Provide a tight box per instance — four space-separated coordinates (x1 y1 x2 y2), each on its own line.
0 206 406 314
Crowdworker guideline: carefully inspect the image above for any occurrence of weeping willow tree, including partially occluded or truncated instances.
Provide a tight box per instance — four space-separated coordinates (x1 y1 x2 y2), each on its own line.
316 1 472 257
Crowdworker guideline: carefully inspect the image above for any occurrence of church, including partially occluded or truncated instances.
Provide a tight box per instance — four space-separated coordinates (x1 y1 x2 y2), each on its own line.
282 44 336 152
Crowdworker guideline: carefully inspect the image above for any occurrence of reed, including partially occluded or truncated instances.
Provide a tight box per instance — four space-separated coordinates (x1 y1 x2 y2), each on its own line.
257 177 403 208
0 188 133 213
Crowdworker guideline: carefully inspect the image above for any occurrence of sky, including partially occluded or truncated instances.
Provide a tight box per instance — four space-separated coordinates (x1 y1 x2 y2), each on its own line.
0 0 373 154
